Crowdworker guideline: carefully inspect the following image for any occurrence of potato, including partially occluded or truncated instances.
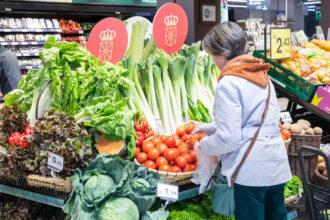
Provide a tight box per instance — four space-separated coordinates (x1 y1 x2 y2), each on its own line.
314 127 323 135
290 123 303 134
305 128 315 135
300 129 306 135
297 119 311 127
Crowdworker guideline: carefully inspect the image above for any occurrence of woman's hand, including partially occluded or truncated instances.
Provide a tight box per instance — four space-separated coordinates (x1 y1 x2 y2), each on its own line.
191 122 216 136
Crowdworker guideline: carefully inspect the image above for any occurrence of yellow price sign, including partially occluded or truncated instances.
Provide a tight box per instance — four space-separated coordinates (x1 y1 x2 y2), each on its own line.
270 28 291 60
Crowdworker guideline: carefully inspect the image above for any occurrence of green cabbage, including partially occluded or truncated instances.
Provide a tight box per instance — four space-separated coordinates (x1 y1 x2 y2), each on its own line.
84 174 115 203
98 197 139 220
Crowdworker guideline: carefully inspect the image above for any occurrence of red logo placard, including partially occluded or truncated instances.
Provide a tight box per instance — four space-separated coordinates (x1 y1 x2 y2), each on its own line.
87 17 128 64
153 3 188 54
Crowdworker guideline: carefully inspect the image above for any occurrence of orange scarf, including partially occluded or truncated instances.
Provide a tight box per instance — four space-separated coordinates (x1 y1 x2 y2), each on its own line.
219 54 270 88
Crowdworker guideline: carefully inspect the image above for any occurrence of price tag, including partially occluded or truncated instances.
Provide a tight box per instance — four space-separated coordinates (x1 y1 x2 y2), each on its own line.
280 111 293 124
47 152 64 172
291 33 298 46
157 182 179 201
270 28 291 60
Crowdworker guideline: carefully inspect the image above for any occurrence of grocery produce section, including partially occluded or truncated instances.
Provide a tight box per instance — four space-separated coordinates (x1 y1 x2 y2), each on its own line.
0 1 329 220
0 17 61 71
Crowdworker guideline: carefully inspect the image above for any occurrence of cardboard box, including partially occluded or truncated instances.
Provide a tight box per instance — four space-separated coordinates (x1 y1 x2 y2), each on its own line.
311 85 330 114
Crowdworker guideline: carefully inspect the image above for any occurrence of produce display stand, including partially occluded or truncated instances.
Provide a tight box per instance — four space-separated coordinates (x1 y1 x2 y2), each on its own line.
0 181 200 208
253 51 330 125
0 184 65 208
0 181 301 220
273 81 330 123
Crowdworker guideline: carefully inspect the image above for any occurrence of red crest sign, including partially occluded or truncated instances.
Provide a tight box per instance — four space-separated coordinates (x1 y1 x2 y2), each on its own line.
87 17 128 64
153 3 188 54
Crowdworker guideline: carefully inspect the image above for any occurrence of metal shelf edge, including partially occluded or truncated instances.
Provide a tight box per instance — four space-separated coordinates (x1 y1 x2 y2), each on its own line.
0 184 65 208
178 186 200 202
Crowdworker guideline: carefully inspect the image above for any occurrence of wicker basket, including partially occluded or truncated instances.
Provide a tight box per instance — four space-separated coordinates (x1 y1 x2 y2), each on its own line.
134 159 195 185
288 134 322 180
315 168 328 188
27 175 72 193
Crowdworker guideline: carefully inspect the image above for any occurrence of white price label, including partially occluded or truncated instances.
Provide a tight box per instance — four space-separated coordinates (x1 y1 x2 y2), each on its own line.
280 111 293 124
47 152 64 172
157 183 179 201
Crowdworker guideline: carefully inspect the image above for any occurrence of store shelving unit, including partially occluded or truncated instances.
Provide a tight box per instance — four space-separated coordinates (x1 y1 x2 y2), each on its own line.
0 181 300 220
16 52 39 57
0 41 46 46
0 182 201 208
0 19 61 69
19 65 42 70
274 81 330 123
0 28 61 33
0 184 66 208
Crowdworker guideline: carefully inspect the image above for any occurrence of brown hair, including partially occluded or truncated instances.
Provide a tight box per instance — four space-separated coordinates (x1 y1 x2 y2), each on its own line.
202 22 247 60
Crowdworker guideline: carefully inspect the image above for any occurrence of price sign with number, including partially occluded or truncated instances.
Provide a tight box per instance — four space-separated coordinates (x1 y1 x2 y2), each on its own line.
270 28 291 60
48 152 64 172
157 182 179 201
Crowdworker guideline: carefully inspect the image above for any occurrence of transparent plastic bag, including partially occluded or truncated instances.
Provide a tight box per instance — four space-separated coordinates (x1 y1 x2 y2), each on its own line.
191 144 220 193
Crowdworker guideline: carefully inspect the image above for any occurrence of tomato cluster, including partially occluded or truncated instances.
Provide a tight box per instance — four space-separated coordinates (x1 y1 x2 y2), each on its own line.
59 19 82 34
135 122 204 173
7 125 32 149
280 125 291 141
135 117 154 148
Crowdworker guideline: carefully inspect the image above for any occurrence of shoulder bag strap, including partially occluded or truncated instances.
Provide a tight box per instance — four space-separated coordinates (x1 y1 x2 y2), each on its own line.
231 81 271 185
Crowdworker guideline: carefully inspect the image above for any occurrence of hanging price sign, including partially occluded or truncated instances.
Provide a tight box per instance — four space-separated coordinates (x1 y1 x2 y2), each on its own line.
270 28 291 60
86 17 128 64
47 152 64 172
157 182 179 201
153 3 188 54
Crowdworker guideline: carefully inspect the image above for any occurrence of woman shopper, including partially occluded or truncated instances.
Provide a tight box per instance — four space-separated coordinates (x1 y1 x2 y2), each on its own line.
0 45 21 96
194 22 292 220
